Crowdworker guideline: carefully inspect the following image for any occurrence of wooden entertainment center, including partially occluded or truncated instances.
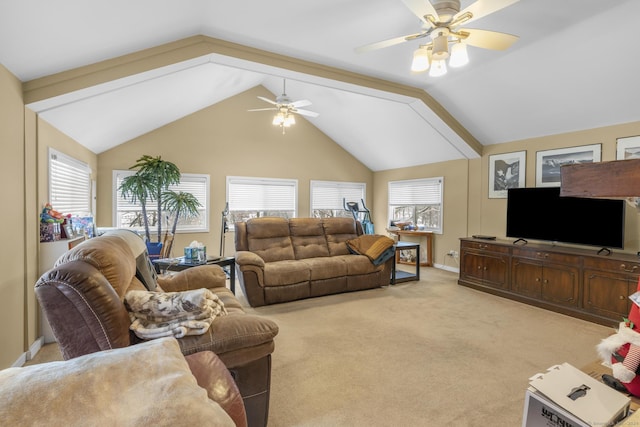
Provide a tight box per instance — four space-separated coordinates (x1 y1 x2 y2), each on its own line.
458 237 640 327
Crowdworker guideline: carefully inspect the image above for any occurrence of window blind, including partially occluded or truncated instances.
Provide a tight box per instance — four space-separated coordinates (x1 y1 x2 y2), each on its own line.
388 177 443 205
49 148 92 216
227 177 297 211
311 181 366 210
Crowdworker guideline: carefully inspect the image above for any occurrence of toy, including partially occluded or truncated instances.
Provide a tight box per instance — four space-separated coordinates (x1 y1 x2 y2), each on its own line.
40 203 66 223
597 279 640 397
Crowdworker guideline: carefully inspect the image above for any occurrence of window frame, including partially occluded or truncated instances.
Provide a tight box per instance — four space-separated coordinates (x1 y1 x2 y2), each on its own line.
112 170 210 234
388 177 444 234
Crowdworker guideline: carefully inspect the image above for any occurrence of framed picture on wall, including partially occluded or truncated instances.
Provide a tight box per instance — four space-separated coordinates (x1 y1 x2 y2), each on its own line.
616 135 640 160
488 151 526 198
535 144 601 187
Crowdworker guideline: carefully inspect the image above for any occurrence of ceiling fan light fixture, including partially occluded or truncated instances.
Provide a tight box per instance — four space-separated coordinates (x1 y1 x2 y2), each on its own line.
284 113 295 127
272 111 285 126
429 59 448 77
411 47 431 72
449 42 469 68
431 30 450 61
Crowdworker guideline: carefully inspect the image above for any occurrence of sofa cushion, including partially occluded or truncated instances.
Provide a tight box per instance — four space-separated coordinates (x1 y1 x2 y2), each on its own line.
289 218 330 259
246 217 295 262
301 257 348 280
323 218 359 256
103 229 158 291
263 260 311 286
334 254 386 275
0 338 234 427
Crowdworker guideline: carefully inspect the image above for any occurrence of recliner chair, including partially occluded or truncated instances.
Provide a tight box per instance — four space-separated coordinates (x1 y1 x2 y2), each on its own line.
35 229 279 427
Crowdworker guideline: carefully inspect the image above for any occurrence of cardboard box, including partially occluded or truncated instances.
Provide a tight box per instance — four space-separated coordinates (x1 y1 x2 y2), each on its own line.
523 387 592 427
523 363 630 427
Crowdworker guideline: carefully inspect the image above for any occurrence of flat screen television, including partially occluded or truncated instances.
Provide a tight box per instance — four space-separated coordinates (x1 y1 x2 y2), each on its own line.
506 187 625 249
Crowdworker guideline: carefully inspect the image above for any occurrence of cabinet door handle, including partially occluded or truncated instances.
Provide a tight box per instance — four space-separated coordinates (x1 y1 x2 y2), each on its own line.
620 295 626 300
620 264 638 273
535 278 540 282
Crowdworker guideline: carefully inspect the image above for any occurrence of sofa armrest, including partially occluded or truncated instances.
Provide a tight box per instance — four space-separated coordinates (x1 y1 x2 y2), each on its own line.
235 251 266 287
235 251 265 268
185 351 247 427
157 264 227 292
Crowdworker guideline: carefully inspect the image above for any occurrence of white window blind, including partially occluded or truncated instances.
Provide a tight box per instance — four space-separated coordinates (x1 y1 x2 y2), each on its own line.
227 177 297 211
389 178 443 205
310 180 366 210
49 148 92 216
113 170 209 232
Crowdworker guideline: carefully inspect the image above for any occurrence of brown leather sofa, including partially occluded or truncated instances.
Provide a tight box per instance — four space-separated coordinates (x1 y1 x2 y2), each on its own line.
1 338 246 426
235 217 393 307
35 230 278 427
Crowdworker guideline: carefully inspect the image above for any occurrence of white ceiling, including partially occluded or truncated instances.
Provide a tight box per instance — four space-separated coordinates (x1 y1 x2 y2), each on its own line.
2 0 639 171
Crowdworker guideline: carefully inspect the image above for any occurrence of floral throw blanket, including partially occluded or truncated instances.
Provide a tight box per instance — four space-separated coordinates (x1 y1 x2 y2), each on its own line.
124 288 227 339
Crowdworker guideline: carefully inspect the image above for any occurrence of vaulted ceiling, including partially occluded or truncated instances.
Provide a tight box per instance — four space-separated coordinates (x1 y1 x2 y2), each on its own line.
1 1 639 171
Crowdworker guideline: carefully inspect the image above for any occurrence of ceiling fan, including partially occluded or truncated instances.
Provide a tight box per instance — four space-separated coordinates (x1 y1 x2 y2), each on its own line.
355 0 520 76
248 79 319 133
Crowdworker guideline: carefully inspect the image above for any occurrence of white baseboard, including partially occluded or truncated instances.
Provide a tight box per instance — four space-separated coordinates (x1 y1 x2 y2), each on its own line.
434 264 459 274
12 336 45 367
12 352 28 368
29 336 44 360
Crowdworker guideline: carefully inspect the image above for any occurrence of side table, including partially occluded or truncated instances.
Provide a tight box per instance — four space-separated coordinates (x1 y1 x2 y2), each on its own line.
153 256 236 294
392 241 420 284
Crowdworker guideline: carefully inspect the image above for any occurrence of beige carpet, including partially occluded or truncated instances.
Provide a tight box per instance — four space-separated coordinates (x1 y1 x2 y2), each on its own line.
29 267 614 426
243 267 613 427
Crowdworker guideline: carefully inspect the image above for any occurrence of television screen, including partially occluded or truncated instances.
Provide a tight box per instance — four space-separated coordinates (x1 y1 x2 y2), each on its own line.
506 187 625 249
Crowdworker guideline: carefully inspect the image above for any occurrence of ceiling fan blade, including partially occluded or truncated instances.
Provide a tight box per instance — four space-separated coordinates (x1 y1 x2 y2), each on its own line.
455 0 519 26
355 32 427 53
294 109 319 118
291 99 312 108
461 28 518 50
248 108 277 112
400 0 439 25
257 96 277 105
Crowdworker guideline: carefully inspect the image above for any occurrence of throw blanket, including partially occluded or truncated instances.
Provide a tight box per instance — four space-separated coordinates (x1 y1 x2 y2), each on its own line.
346 234 395 266
125 288 227 339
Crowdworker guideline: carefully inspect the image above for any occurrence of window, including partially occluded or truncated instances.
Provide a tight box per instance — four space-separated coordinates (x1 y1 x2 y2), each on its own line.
49 148 92 216
310 180 366 218
113 171 209 233
227 176 297 226
388 177 443 233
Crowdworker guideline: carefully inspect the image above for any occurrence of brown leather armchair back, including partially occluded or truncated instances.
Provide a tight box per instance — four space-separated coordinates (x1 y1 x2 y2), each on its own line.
36 236 144 359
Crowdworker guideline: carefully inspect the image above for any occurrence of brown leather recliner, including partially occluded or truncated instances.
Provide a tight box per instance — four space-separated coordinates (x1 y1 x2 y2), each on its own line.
35 230 279 427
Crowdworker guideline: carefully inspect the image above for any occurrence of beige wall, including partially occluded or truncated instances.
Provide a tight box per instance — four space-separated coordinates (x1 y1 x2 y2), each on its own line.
97 85 374 256
0 64 27 368
472 121 640 253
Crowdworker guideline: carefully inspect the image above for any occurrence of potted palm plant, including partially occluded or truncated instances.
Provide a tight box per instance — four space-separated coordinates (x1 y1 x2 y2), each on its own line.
118 155 186 257
162 190 202 257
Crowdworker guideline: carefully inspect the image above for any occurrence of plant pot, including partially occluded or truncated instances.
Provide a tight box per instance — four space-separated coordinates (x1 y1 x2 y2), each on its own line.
146 241 163 260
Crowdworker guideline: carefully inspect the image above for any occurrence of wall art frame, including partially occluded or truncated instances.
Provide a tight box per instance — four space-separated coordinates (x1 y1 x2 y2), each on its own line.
616 135 640 160
488 150 526 198
535 144 601 187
